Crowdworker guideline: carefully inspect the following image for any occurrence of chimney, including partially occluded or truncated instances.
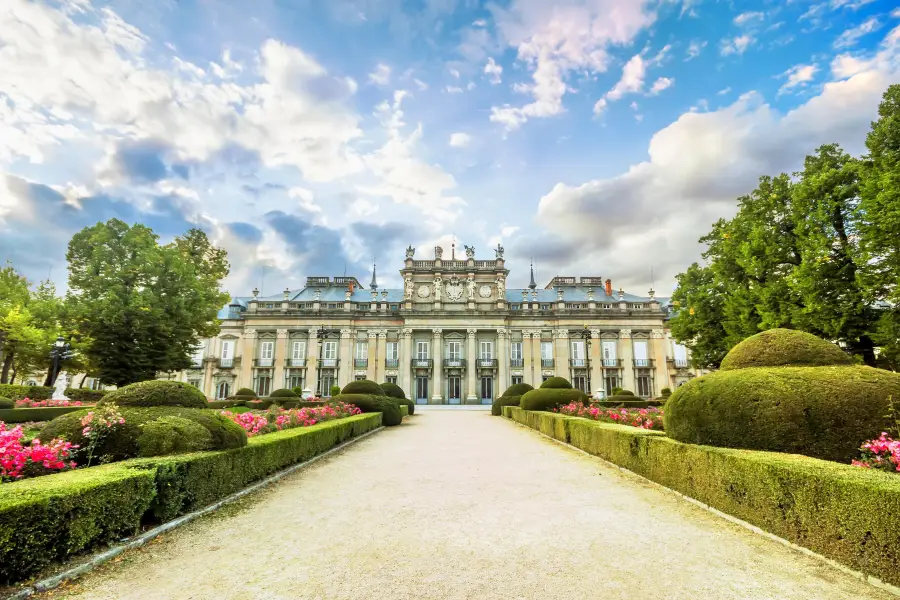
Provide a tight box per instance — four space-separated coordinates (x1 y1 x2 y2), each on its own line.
605 279 612 297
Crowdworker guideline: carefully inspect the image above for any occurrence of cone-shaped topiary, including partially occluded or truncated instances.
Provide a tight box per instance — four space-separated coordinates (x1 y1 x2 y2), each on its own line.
99 380 208 409
342 379 383 395
235 388 257 397
269 388 299 398
540 377 572 389
0 396 13 409
501 383 534 397
520 388 585 411
719 328 852 371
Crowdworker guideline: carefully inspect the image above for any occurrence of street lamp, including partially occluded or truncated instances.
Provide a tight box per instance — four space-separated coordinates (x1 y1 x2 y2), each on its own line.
49 335 71 387
579 326 592 396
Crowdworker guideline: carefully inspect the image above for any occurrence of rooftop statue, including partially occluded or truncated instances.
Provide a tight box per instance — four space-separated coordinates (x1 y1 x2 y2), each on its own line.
405 245 415 259
464 245 475 259
494 243 504 259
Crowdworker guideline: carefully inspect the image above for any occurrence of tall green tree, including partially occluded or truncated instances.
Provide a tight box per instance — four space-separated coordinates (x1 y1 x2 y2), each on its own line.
668 263 729 369
66 219 230 386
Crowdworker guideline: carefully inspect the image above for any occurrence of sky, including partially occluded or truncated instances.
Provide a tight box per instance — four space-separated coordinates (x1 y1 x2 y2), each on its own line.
1 0 898 298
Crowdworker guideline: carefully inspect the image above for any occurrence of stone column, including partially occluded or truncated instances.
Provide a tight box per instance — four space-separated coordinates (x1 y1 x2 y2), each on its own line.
273 329 288 391
556 329 570 381
239 328 256 391
367 330 378 381
431 328 443 403
202 338 215 396
497 328 508 397
306 328 319 397
376 330 387 383
530 329 543 385
619 329 636 393
337 328 353 387
522 330 533 386
466 328 478 403
589 328 603 399
651 328 668 396
400 328 413 399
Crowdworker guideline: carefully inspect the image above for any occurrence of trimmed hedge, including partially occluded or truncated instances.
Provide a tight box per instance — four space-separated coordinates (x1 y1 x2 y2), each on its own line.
269 388 298 398
379 382 414 416
540 377 572 389
720 328 851 371
501 382 534 397
491 395 522 416
207 400 245 409
0 396 13 409
0 384 53 401
235 388 256 397
664 365 900 462
100 380 208 409
520 388 585 411
0 406 86 423
614 389 635 396
504 407 900 589
342 380 383 395
333 393 402 426
280 400 299 409
599 396 649 408
64 388 107 403
137 416 212 457
0 413 381 584
246 399 274 410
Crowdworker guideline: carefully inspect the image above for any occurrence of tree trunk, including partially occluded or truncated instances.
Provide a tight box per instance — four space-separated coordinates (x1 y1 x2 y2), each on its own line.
79 373 88 388
856 335 878 368
10 368 17 384
0 352 13 384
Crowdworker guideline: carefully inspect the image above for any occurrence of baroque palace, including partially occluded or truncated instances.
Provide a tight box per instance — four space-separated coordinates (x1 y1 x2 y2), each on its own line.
168 245 701 404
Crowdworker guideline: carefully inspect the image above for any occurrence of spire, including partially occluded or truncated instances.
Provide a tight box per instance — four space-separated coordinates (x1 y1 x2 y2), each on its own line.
370 258 378 290
528 259 537 289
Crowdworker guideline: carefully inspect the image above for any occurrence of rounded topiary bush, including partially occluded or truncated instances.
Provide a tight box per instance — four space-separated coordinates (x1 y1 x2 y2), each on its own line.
379 383 414 415
136 415 213 457
342 380 383 395
540 377 572 389
235 387 257 398
520 388 585 411
0 396 13 409
491 395 522 416
501 383 534 397
720 328 852 371
100 380 208 409
664 365 900 462
614 389 635 396
600 396 649 408
269 388 298 398
333 393 402 426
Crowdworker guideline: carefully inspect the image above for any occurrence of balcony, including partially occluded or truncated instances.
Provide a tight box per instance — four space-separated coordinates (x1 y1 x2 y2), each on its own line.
673 358 690 368
354 358 368 368
509 358 524 368
217 358 235 369
633 359 655 368
477 358 498 368
385 358 399 369
253 358 274 368
443 358 465 368
319 358 339 368
541 358 555 368
287 358 306 368
569 358 588 368
411 358 433 369
602 358 622 368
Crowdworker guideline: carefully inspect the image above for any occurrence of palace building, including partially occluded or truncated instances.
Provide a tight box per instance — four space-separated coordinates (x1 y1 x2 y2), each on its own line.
168 245 702 404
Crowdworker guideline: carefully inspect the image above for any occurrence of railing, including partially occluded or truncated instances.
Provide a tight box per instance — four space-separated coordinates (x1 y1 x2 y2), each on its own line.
633 359 654 368
602 358 621 368
254 358 274 367
477 358 498 368
673 358 690 368
509 358 524 367
287 358 306 367
306 277 329 286
319 358 339 368
354 358 368 368
541 358 555 368
444 358 465 368
385 359 399 368
218 358 235 368
411 358 433 368
570 358 588 368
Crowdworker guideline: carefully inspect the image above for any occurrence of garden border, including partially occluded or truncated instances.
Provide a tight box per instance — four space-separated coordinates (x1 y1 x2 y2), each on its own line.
4 423 384 600
503 406 900 598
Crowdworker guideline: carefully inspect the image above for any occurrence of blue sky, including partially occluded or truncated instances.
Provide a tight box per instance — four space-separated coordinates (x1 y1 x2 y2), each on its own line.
1 0 898 296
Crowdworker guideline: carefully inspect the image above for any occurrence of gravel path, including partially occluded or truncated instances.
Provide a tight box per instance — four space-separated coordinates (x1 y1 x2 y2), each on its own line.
37 411 891 600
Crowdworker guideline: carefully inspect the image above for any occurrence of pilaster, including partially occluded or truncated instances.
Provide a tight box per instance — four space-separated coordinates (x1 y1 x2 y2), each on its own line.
337 328 353 387
400 328 413 399
466 328 478 403
556 329 570 381
376 330 387 382
239 328 256 390
306 328 319 397
651 328 668 396
618 329 636 393
522 330 533 387
367 330 378 381
431 328 443 403
273 328 288 391
529 329 542 386
497 328 509 397
589 328 603 399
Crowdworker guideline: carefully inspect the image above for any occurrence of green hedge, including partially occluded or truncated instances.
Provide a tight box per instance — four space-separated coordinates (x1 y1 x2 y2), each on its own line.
720 328 851 371
520 388 585 411
64 388 107 403
0 406 87 423
598 397 650 408
0 413 381 584
0 397 13 409
269 388 298 398
100 380 208 409
504 407 900 588
207 400 246 410
491 395 522 416
333 394 402 426
0 384 53 401
399 404 409 418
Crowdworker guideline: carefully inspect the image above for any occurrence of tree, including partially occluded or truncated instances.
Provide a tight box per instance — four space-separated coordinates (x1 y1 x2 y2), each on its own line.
0 264 30 383
668 263 729 369
66 220 230 387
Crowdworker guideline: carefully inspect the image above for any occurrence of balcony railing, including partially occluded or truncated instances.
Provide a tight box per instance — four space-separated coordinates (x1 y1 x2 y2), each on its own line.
218 358 235 369
411 358 433 368
509 358 524 368
570 358 588 367
633 359 654 368
602 358 622 368
287 358 306 367
354 358 368 368
541 358 555 368
254 358 274 368
444 358 465 368
385 358 399 369
477 358 498 368
319 358 339 368
673 358 690 368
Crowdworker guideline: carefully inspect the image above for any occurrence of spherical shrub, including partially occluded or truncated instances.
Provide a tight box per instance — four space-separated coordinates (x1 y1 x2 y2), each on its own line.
491 395 522 416
292 386 305 396
720 328 851 371
660 387 672 397
269 388 298 398
540 377 573 389
40 406 247 463
333 393 402 426
501 383 534 397
379 381 406 399
235 388 257 397
136 416 213 457
342 380 383 395
614 389 635 396
100 380 208 409
663 365 900 462
520 388 586 411
330 385 342 397
0 396 13 409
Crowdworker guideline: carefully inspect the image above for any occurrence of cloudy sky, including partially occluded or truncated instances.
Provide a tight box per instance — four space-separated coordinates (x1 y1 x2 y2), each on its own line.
1 0 898 297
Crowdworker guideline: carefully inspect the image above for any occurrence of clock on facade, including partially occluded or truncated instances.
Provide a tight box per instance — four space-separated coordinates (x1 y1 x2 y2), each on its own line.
478 284 493 298
416 285 431 298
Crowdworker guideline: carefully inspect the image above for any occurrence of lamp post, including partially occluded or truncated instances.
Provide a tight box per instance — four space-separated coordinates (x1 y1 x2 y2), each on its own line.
49 335 71 387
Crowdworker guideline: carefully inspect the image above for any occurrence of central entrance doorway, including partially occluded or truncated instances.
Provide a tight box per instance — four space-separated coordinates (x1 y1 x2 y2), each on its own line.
480 376 493 405
447 376 461 404
415 376 429 404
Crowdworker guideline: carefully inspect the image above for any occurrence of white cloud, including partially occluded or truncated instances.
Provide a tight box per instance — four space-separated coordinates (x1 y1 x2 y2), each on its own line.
892 8 900 18
834 17 881 48
734 11 764 26
484 57 503 84
288 187 322 213
718 87 732 95
831 0 874 9
445 85 464 93
720 35 753 56
488 0 657 130
368 63 391 85
831 23 900 79
449 67 461 79
607 55 647 100
685 39 707 61
449 132 471 147
592 98 607 116
779 64 818 94
414 78 428 91
649 77 674 95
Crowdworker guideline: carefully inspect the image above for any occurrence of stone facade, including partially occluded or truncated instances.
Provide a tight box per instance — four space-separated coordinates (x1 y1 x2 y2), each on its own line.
166 245 703 404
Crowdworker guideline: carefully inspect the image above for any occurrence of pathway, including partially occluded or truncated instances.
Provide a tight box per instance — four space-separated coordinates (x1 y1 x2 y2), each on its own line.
39 411 891 600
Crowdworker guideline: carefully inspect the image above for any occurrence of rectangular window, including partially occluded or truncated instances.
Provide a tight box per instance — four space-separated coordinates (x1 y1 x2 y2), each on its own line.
602 341 616 360
480 376 493 402
188 379 200 389
288 373 303 390
260 341 274 360
637 373 652 397
323 341 337 359
572 375 588 393
416 341 429 359
540 342 553 360
386 375 398 384
511 375 523 385
318 371 335 396
633 304 643 310
571 341 585 359
386 342 399 360
256 373 272 397
221 340 234 359
633 340 649 366
510 342 523 360
448 341 462 359
448 376 461 402
355 341 368 359
415 376 429 403
191 348 204 366
479 341 493 359
291 341 306 360
604 373 619 396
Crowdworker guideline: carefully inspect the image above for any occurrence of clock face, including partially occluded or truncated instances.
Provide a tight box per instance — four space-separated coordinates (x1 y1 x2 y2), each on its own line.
416 285 431 298
478 284 493 298
445 284 464 301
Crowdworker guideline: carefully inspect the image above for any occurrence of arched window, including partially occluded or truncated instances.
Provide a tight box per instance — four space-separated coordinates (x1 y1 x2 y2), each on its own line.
216 381 230 399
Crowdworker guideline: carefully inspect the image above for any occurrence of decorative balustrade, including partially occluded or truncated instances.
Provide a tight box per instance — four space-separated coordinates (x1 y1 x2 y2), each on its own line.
443 358 465 368
354 358 368 368
602 358 622 368
287 358 306 367
541 358 555 368
319 358 339 368
509 358 524 367
673 358 689 368
411 358 433 368
569 358 588 368
217 358 235 369
633 359 654 368
253 358 274 367
385 359 399 368
477 358 498 368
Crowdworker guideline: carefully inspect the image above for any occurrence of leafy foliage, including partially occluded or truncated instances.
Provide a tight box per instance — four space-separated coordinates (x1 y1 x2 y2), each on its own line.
100 380 208 409
720 328 852 371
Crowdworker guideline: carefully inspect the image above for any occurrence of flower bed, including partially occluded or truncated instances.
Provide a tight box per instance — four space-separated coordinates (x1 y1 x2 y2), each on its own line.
0 423 76 482
15 398 84 408
554 402 664 430
853 432 900 473
220 402 361 437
